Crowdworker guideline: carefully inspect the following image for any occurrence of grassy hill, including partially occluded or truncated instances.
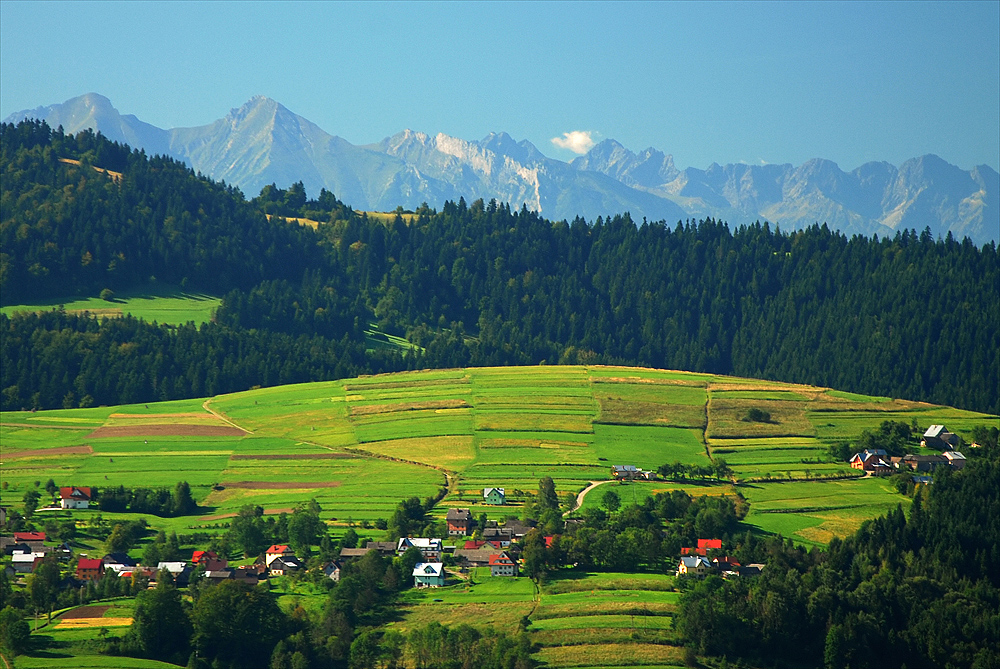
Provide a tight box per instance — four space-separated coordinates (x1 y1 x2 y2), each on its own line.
3 364 997 669
2 365 995 547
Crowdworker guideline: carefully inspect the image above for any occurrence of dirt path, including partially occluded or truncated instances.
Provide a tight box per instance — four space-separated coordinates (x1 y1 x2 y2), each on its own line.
202 399 252 434
564 479 615 517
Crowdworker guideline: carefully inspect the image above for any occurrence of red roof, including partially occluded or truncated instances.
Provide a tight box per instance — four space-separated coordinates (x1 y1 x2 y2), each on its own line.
697 539 722 550
192 550 218 564
59 486 92 500
77 558 103 570
544 536 554 548
14 532 45 542
266 544 291 554
488 553 514 566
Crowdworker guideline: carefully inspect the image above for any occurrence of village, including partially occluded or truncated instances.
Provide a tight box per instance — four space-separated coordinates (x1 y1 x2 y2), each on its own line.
1 463 743 607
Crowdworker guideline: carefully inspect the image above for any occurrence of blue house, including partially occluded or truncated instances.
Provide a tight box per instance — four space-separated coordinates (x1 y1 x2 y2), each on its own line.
413 562 445 588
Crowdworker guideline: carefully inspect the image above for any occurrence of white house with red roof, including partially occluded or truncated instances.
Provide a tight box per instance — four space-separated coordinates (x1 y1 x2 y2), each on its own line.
265 544 294 566
59 487 92 509
489 552 518 577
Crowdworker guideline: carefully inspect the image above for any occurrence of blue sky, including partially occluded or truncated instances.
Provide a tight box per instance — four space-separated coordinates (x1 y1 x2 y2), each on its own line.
1 1 997 171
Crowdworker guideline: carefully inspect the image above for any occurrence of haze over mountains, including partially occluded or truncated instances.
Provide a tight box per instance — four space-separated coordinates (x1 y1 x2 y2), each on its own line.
6 93 997 244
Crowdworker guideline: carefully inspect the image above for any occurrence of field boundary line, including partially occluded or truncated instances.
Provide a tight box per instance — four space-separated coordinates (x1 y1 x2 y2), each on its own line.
202 399 252 433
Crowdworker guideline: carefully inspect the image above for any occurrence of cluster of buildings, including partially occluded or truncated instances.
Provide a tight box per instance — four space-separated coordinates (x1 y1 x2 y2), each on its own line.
676 539 763 579
849 425 967 479
336 514 538 588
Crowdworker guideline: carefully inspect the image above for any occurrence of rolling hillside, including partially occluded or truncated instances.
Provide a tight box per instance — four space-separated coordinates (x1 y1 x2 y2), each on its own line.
2 365 994 546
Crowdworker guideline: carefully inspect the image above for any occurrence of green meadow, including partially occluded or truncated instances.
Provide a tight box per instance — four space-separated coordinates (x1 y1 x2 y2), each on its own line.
1 282 221 326
2 365 996 551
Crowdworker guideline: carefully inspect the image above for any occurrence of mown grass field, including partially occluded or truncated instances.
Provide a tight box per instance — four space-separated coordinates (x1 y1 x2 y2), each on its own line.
1 282 221 326
3 365 996 550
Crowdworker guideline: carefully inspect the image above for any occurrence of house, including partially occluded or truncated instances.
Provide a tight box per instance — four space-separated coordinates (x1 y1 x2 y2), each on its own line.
323 561 344 582
612 465 639 480
192 550 228 571
339 547 373 559
483 488 506 505
911 475 934 486
268 556 303 576
230 567 260 586
677 556 712 577
489 552 518 577
482 527 515 547
204 570 233 584
14 531 46 544
463 539 503 551
446 508 474 536
102 553 137 574
453 547 497 566
265 544 295 566
365 541 398 555
849 449 893 474
922 425 959 450
156 561 191 585
412 562 445 588
59 486 92 509
738 563 765 577
397 537 443 561
499 519 536 538
12 552 45 574
942 451 967 470
712 556 741 571
76 558 104 581
901 454 948 472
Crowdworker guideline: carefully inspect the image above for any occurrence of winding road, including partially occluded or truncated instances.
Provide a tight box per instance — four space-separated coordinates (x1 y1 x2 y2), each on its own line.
563 479 616 517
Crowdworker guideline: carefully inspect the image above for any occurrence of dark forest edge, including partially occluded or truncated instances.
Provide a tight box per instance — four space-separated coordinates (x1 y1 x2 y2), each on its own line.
2 119 998 414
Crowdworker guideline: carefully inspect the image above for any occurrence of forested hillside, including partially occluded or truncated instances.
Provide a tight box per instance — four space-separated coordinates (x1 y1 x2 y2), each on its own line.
2 121 997 413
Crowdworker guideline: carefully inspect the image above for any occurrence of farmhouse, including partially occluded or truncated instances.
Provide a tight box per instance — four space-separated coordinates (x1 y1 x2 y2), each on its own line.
850 449 893 474
14 531 46 545
611 465 639 480
922 425 959 449
413 562 445 588
59 486 92 509
453 547 496 566
446 508 474 536
12 552 45 574
268 556 303 576
76 558 104 581
489 551 518 577
397 537 443 560
677 556 711 577
900 454 949 472
942 451 967 470
156 561 191 585
265 544 295 566
483 487 506 505
483 527 515 547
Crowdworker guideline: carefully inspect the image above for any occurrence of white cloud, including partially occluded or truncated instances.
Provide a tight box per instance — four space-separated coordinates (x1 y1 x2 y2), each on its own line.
551 130 596 154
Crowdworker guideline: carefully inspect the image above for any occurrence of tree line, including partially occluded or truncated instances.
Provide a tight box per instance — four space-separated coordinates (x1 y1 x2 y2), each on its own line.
2 120 997 414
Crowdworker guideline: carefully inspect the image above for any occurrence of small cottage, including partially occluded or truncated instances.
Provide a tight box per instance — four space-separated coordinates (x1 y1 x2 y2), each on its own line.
59 486 92 509
397 537 443 560
265 544 295 566
483 488 506 505
611 465 639 480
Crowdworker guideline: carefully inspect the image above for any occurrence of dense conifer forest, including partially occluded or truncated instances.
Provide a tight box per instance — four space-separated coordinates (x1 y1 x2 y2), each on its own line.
2 120 997 413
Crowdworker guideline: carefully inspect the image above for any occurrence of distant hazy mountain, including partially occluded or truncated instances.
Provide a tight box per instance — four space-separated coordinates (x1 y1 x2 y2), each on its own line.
6 94 996 244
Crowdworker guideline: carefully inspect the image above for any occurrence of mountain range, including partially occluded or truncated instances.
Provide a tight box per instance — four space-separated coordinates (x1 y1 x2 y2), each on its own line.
6 93 997 244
